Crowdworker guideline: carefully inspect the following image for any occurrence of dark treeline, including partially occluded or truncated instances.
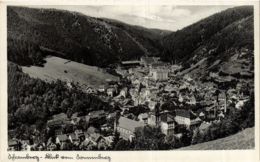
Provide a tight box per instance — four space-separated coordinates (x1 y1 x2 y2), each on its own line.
8 62 111 131
8 38 46 66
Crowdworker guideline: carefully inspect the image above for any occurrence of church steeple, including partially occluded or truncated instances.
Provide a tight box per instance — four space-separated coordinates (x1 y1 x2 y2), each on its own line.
155 102 161 127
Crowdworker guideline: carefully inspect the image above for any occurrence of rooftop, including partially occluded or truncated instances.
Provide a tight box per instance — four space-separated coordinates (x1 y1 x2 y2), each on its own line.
88 110 106 116
8 139 19 146
190 117 202 125
160 113 174 123
71 112 79 119
56 134 68 142
69 133 79 141
141 57 160 65
150 62 165 67
199 122 212 131
87 126 99 134
175 109 197 119
150 68 169 73
121 60 140 65
118 117 145 132
138 113 148 119
89 133 102 142
52 113 68 120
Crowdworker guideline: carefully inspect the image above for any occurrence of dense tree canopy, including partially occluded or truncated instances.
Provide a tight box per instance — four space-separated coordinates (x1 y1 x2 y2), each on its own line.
8 62 111 133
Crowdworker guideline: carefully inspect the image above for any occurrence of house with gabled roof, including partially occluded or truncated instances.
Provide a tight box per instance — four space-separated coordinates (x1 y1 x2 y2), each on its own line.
115 117 145 141
56 134 69 145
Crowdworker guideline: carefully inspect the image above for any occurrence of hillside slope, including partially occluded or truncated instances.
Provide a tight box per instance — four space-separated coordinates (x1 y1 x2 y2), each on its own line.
161 6 254 85
180 127 254 150
21 56 119 89
162 6 253 63
179 16 254 80
7 6 166 67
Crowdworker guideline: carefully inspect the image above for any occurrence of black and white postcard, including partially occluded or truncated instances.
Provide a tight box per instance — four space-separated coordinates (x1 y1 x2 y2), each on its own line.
0 0 259 162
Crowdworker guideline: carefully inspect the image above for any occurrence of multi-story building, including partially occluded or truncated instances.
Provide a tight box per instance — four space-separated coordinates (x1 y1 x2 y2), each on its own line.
149 69 169 81
148 112 175 135
115 117 144 141
174 109 201 129
160 113 175 135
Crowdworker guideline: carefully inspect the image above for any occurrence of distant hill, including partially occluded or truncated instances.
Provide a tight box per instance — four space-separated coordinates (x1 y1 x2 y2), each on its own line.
179 127 254 150
162 6 253 62
161 6 254 81
179 16 253 82
7 6 166 67
7 6 254 83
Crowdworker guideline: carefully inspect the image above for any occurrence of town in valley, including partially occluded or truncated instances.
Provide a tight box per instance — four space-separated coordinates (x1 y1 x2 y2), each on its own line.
7 6 255 151
8 54 254 151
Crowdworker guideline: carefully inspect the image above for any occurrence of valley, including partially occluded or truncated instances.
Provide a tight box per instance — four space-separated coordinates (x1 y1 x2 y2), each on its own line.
7 5 255 151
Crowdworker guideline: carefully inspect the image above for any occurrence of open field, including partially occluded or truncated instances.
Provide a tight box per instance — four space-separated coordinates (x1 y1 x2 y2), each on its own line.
180 127 254 150
22 56 119 88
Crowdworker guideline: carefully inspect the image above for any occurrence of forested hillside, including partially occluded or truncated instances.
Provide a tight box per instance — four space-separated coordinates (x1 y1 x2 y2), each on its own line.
8 62 113 134
7 6 254 70
7 6 166 67
161 6 253 63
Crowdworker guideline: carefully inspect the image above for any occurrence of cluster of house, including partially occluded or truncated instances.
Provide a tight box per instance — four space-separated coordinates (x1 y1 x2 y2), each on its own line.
8 110 116 151
8 138 31 151
99 57 250 122
196 80 252 120
93 57 184 108
9 56 252 150
111 57 252 142
115 108 203 141
8 125 44 151
49 126 113 150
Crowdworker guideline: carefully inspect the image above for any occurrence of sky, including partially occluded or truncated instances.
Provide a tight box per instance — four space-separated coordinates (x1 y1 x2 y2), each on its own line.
29 5 234 31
